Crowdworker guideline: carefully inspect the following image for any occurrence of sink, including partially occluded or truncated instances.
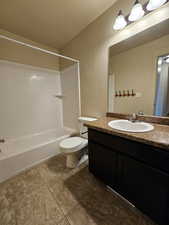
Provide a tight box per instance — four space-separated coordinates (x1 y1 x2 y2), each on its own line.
108 120 154 133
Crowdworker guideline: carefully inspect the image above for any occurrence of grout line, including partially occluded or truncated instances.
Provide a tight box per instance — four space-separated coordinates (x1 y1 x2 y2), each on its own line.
34 167 67 224
35 158 78 219
45 178 79 218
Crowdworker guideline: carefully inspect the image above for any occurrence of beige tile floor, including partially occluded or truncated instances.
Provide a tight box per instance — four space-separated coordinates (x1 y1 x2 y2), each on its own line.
0 154 156 225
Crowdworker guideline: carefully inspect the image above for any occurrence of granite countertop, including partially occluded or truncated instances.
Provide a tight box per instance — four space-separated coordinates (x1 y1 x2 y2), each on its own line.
85 117 169 150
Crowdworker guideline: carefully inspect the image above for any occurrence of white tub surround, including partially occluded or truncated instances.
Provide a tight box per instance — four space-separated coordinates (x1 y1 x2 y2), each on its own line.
61 64 80 130
0 60 79 183
0 60 64 140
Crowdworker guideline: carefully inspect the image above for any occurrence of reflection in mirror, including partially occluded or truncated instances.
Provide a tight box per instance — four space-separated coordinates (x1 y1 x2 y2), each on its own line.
155 55 169 116
108 19 169 117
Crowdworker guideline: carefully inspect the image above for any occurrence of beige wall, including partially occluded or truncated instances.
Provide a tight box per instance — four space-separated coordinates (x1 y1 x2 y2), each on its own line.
110 34 169 115
0 29 60 70
61 1 169 117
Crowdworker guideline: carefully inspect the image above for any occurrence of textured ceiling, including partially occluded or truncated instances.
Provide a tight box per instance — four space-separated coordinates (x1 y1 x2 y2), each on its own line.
0 0 117 49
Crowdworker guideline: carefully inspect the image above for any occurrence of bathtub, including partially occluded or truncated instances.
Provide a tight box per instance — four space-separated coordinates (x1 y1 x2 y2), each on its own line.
0 127 76 183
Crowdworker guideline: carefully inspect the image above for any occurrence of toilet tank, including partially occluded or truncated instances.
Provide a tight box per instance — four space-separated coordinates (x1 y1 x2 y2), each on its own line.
78 117 97 138
78 117 97 123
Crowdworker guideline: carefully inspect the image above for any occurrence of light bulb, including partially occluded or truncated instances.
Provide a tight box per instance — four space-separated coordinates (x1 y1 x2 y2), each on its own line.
113 10 127 30
165 57 169 63
158 58 163 66
146 0 167 11
158 67 162 73
129 0 145 21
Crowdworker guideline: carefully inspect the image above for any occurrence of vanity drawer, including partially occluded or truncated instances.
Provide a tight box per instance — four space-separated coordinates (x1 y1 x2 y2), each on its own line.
88 128 169 174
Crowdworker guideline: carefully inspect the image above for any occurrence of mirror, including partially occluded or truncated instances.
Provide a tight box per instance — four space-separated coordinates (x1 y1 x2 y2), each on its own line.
108 19 169 117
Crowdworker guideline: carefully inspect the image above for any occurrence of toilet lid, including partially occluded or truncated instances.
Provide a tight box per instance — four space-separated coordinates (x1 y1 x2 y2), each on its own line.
78 117 97 122
60 137 83 150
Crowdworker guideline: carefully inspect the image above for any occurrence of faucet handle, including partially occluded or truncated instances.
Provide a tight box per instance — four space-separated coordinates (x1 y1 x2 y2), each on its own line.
129 113 137 122
138 111 144 116
132 113 137 120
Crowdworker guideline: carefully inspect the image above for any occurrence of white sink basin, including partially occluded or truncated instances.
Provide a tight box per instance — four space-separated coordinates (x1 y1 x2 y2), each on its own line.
108 120 154 133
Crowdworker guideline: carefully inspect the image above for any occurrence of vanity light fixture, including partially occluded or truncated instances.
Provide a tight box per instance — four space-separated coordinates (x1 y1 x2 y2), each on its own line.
146 0 167 11
113 10 127 30
113 0 168 30
165 57 169 63
129 0 145 21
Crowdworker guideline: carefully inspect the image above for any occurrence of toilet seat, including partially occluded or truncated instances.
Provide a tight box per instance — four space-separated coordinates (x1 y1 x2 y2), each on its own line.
59 117 97 168
60 137 88 154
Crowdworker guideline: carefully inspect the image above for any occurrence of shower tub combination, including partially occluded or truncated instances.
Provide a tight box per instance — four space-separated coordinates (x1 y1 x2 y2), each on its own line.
0 35 81 184
0 127 75 183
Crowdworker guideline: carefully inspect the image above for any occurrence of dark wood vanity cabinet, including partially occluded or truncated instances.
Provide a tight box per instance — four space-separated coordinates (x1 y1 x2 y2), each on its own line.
118 155 169 225
88 128 169 225
89 142 118 187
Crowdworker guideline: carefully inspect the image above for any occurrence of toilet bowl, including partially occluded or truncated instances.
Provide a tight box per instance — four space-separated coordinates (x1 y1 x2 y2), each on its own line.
60 137 88 168
59 117 97 168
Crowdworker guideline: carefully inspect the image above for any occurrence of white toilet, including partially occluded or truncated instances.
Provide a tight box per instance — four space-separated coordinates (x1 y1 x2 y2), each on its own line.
59 117 97 168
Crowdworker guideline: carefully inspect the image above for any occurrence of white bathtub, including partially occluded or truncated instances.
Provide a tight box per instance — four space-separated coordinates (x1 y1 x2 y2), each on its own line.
0 127 76 183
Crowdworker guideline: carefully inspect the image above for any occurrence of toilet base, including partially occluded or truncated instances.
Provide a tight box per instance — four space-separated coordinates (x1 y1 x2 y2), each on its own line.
66 151 88 169
77 154 88 167
66 152 81 168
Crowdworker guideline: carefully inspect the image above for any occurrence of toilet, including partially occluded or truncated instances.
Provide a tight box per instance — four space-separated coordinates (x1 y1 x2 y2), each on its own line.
59 117 97 168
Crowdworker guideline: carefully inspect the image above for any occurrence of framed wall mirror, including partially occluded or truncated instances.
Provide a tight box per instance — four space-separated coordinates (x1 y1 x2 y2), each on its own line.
108 18 169 117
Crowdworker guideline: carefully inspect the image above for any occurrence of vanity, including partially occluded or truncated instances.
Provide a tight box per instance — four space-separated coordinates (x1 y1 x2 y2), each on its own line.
86 17 169 225
85 116 169 225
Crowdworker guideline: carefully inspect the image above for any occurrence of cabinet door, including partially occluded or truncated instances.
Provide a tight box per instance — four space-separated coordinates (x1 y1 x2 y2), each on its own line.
118 155 169 225
88 141 117 188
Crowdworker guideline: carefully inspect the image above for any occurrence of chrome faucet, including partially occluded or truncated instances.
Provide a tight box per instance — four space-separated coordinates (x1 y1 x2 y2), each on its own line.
129 111 144 122
138 111 144 116
129 113 137 122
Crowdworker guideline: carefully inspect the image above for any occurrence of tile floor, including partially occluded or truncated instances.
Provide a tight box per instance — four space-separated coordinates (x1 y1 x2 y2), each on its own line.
0 154 156 225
